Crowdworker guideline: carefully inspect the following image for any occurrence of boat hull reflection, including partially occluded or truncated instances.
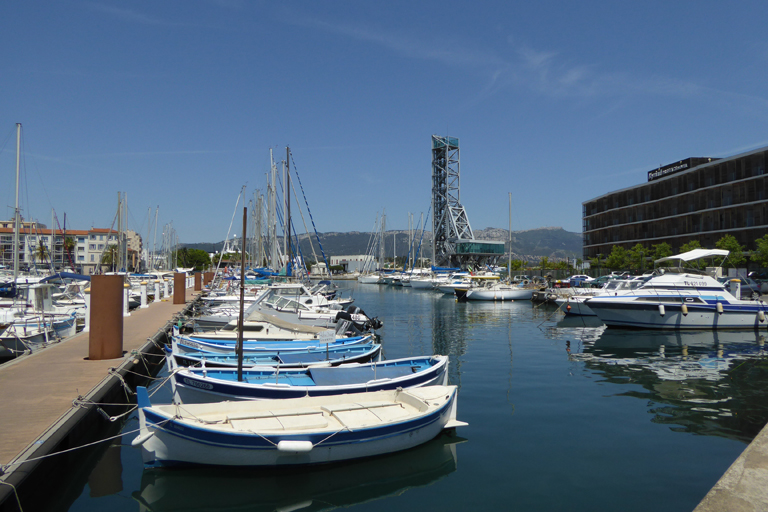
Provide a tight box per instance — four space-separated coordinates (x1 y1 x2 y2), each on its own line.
133 433 464 512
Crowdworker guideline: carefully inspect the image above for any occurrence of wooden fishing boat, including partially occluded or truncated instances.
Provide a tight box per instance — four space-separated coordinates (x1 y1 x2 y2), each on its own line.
168 353 449 402
133 385 466 467
170 339 382 369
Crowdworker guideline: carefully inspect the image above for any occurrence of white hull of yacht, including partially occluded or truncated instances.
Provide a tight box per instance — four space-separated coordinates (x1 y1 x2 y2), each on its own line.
556 297 597 316
464 287 533 301
586 297 768 329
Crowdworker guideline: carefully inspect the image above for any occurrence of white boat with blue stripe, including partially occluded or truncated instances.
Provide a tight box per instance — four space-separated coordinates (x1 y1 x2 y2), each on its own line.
170 338 382 368
585 249 768 329
173 333 372 355
133 385 466 467
168 353 449 403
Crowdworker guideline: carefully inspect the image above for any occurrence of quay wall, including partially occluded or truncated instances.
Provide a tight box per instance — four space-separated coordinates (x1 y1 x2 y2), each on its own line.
0 298 199 512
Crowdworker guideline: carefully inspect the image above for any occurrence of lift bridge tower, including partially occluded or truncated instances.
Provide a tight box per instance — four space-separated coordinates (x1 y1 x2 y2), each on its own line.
431 135 504 269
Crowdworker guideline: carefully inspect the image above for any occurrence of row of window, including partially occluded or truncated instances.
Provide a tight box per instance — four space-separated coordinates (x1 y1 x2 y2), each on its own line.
584 151 768 217
585 180 768 232
584 206 767 247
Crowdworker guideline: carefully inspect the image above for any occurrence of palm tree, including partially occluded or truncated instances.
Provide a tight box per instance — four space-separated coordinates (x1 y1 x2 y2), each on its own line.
63 236 76 267
101 244 119 272
34 243 48 267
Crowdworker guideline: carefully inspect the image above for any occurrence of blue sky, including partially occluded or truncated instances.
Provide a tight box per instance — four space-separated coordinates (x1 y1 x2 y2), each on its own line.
3 1 768 244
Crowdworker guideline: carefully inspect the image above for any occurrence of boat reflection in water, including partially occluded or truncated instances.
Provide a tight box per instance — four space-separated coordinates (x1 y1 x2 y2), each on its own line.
570 328 768 443
132 433 464 512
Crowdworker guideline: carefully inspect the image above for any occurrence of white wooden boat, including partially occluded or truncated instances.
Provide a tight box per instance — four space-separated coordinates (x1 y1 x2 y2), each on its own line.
133 385 466 467
133 434 461 512
169 354 449 403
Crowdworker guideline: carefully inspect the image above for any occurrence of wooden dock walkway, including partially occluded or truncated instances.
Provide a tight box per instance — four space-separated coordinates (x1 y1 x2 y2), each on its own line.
0 288 199 465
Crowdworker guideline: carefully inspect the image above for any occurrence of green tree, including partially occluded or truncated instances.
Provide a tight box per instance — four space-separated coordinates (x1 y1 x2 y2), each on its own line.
753 234 768 268
626 244 648 271
652 242 673 266
539 256 550 270
589 253 606 275
101 244 119 271
716 234 746 268
33 243 48 266
182 249 211 271
605 245 628 270
63 236 76 266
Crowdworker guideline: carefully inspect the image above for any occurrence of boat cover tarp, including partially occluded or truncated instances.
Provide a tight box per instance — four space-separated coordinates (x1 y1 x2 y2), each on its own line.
40 272 91 283
243 310 329 334
251 268 280 277
244 279 271 285
308 366 414 386
431 266 461 273
655 249 729 264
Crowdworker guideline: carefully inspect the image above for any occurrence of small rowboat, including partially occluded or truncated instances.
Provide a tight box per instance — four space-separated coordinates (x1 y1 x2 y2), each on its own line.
172 334 372 355
169 353 449 402
170 339 382 369
133 385 466 467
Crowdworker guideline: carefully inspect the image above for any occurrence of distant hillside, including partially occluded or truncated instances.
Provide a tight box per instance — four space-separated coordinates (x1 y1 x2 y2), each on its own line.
184 226 583 262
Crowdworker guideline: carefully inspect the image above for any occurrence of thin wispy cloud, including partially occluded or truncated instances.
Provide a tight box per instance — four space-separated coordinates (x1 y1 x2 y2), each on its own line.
84 2 193 27
86 2 164 25
298 15 768 113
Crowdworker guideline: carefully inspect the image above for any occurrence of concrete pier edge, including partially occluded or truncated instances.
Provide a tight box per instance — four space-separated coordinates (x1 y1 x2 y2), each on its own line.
0 301 197 512
694 419 768 511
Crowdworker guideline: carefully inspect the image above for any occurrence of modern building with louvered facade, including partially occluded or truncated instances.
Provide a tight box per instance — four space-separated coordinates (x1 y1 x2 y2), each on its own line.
582 146 768 261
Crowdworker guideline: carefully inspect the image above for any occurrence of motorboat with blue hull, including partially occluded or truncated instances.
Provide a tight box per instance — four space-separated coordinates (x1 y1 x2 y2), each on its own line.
172 334 372 355
168 354 449 403
170 339 382 369
133 385 466 467
585 249 768 329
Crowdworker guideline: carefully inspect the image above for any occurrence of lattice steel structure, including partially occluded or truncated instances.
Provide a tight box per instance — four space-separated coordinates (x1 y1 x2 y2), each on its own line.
431 135 505 268
432 135 470 267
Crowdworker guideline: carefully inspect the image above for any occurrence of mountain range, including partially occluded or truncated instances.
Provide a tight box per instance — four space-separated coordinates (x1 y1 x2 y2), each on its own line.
184 226 583 263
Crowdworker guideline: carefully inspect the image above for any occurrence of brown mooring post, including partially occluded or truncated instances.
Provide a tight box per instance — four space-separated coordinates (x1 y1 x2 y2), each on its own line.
203 271 213 286
89 274 124 360
173 272 186 304
194 272 202 291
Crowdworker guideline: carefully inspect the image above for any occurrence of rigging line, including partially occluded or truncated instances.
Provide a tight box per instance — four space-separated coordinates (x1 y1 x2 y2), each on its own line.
289 175 319 267
413 205 431 271
289 151 330 278
213 185 246 280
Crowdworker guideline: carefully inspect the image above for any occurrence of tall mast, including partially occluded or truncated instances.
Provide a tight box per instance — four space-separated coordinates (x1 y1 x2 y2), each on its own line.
269 150 277 270
379 210 386 270
152 207 159 272
13 123 21 280
123 192 128 271
285 147 292 277
116 192 121 272
508 192 512 281
282 159 288 272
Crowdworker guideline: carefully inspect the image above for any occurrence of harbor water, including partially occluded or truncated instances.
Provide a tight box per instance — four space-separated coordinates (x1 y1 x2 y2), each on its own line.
59 282 768 511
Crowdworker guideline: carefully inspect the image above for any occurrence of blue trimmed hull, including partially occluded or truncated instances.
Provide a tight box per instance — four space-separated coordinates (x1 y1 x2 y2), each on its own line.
173 356 449 402
137 386 461 467
587 296 768 329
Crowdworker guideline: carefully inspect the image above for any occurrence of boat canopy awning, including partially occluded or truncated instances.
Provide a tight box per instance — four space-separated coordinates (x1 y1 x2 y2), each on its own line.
40 272 91 283
654 249 729 265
